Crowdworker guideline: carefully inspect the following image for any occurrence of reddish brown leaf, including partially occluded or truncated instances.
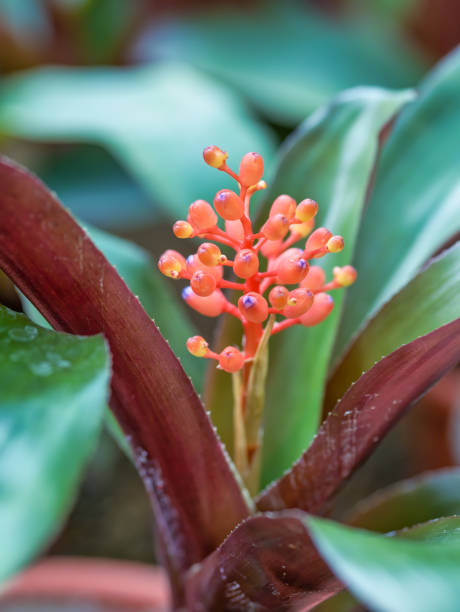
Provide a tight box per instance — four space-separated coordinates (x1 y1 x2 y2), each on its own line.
185 510 341 612
0 157 250 600
257 319 460 513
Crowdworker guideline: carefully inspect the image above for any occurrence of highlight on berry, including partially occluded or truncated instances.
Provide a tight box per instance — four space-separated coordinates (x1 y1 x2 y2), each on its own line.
158 146 357 373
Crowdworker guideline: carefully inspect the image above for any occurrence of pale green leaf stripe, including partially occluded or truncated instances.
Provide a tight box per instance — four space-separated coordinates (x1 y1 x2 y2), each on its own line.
336 46 460 359
0 64 276 216
0 306 110 583
260 87 413 487
326 241 460 410
308 516 460 612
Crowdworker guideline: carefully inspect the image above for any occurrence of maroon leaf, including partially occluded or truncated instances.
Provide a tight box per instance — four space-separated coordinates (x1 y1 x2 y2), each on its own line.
185 510 341 611
257 318 460 513
0 157 250 600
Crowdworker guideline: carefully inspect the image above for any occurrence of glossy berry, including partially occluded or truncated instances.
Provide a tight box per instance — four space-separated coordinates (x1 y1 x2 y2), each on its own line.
269 285 289 309
203 145 228 169
173 220 194 239
234 249 259 278
333 265 357 287
186 336 209 357
300 266 326 292
283 288 314 318
214 189 244 221
239 152 264 187
182 287 226 317
270 194 296 219
219 346 245 372
296 198 318 222
261 213 290 241
197 242 223 267
158 250 186 279
299 293 334 326
188 199 217 230
190 270 217 297
238 292 268 323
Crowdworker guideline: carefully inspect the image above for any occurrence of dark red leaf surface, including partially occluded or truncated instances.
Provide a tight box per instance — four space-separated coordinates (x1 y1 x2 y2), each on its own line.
257 319 460 513
185 510 341 612
0 157 250 599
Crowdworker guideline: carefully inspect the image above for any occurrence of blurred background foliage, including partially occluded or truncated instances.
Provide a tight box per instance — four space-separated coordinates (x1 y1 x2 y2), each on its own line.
0 0 460 566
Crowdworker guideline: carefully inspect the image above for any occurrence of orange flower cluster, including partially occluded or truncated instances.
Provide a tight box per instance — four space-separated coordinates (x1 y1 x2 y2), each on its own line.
158 146 356 373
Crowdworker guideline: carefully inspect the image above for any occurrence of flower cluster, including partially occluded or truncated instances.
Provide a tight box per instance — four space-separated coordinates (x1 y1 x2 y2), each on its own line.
158 146 356 373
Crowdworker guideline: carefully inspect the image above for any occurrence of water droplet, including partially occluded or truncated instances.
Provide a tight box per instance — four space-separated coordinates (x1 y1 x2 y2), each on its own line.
10 349 28 363
8 326 38 342
46 352 71 369
29 361 53 377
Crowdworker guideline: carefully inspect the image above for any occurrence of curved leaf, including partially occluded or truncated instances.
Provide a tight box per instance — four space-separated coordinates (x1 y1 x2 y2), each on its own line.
0 64 276 217
0 157 250 601
140 2 424 124
347 468 460 532
308 516 460 612
0 305 109 583
336 45 460 358
185 510 341 611
257 318 460 513
326 241 460 413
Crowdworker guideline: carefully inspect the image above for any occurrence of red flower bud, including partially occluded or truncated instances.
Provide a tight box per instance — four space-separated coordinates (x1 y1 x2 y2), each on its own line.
300 266 326 291
238 292 268 323
305 227 333 253
203 145 228 169
296 198 318 222
239 152 264 187
327 235 345 253
182 287 226 317
190 270 217 297
261 213 290 241
173 220 194 239
219 346 245 372
188 199 217 230
270 194 296 219
261 239 283 258
290 219 314 238
186 336 209 357
158 250 186 278
269 285 289 309
225 219 244 242
276 249 309 284
186 254 223 281
333 265 357 287
283 288 314 318
234 249 259 279
299 293 334 326
214 189 244 221
197 242 223 267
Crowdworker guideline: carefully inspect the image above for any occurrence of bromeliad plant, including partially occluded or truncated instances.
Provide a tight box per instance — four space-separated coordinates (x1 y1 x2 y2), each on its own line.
1 47 460 612
158 146 356 493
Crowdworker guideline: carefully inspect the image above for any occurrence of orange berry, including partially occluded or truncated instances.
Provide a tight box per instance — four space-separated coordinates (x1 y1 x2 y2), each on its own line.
300 266 326 292
225 219 244 242
261 213 290 241
214 189 244 220
333 265 357 287
327 235 345 253
234 249 259 278
270 195 296 219
283 288 314 318
290 219 315 238
186 254 223 281
239 152 264 187
190 270 217 297
186 336 209 357
197 242 223 267
269 285 289 309
182 287 226 317
173 220 194 239
188 199 217 230
296 199 318 222
218 346 245 372
238 292 268 323
158 250 186 279
203 145 228 169
299 293 334 326
276 249 309 284
305 227 333 256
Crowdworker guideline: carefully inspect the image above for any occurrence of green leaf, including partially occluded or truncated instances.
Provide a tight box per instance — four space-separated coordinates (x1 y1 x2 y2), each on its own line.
22 223 205 393
335 46 460 358
142 1 424 124
308 516 460 612
259 87 413 487
348 468 460 532
0 64 276 217
326 242 460 411
0 305 110 583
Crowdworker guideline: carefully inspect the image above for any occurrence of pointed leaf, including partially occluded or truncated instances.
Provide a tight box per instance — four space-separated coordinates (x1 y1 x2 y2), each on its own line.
0 305 110 583
185 510 341 611
336 46 460 358
347 468 460 532
0 64 276 217
307 516 460 612
0 157 250 598
326 241 460 413
257 318 460 513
